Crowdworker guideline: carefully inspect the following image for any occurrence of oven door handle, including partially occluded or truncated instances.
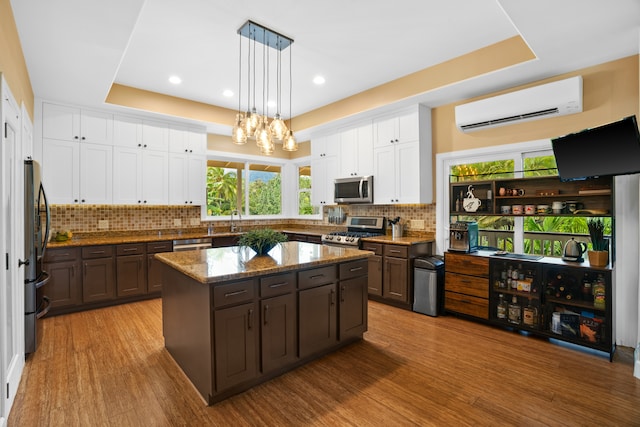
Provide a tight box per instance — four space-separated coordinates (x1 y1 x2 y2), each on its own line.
36 296 51 319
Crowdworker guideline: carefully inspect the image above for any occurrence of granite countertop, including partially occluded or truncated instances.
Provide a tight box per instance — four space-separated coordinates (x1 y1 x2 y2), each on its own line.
155 241 372 284
361 233 435 245
46 227 337 248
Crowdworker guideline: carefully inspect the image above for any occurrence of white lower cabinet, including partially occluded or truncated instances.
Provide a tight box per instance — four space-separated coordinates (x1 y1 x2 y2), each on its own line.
43 138 112 204
113 147 168 205
168 153 206 206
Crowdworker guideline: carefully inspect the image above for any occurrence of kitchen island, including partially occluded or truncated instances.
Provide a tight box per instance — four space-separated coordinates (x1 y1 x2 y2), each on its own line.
155 241 372 404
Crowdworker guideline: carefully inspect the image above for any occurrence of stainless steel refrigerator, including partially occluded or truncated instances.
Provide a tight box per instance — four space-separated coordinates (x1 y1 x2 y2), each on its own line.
24 159 51 354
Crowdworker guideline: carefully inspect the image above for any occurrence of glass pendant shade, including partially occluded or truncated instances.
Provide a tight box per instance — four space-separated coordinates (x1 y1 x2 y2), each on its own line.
244 108 259 136
260 137 275 155
256 116 272 150
282 130 298 151
269 114 288 141
231 113 247 144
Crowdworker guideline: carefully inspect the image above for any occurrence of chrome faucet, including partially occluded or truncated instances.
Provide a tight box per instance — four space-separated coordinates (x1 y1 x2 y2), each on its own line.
230 209 242 232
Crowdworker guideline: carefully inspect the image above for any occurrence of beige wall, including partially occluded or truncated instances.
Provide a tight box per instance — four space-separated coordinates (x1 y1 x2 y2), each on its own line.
0 0 34 119
208 133 310 159
432 55 639 156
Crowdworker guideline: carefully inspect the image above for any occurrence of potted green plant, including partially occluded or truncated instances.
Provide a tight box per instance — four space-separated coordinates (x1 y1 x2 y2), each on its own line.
238 228 288 256
587 218 609 267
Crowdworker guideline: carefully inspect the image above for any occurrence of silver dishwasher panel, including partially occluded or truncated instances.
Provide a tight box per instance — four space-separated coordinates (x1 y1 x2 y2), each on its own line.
173 238 213 251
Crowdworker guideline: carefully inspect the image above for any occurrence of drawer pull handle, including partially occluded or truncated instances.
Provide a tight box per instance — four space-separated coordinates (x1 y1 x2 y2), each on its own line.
225 289 247 298
248 309 254 330
389 250 402 254
122 248 138 252
349 267 363 272
269 282 288 288
264 305 269 325
310 274 325 280
90 250 105 255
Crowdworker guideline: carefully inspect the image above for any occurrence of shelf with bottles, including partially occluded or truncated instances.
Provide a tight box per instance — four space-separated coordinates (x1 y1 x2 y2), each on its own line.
541 267 611 353
493 293 543 331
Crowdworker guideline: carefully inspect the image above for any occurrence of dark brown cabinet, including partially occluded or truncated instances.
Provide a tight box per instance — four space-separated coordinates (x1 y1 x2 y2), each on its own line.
365 241 431 310
260 293 296 373
44 248 81 310
146 241 172 293
285 232 322 244
361 242 382 296
338 259 368 341
383 246 409 302
298 283 337 359
116 243 147 297
214 301 258 392
81 245 115 303
212 235 240 247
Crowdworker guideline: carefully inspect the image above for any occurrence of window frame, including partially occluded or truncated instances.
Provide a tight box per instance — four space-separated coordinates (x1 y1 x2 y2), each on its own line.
290 158 322 220
202 152 289 222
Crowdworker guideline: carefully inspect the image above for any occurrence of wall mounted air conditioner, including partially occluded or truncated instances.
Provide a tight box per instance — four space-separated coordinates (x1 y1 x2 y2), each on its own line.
455 76 583 132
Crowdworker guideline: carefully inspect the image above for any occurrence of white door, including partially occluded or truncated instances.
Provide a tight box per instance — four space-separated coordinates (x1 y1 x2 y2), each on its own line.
80 143 113 204
1 96 24 423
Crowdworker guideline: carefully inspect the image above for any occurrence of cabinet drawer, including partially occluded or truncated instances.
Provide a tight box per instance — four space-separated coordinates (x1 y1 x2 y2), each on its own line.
383 244 408 258
339 259 368 280
445 252 489 277
260 272 296 298
445 272 489 298
361 242 382 255
81 245 114 259
44 248 80 263
445 291 489 319
214 279 256 308
116 243 145 256
298 265 337 289
146 241 173 253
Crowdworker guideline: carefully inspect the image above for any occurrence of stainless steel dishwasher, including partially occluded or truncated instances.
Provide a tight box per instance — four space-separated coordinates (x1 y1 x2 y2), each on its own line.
172 237 213 251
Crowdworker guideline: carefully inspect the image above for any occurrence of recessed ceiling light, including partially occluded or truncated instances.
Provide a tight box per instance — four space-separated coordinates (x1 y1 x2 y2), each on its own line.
169 75 182 85
313 75 325 85
223 89 234 97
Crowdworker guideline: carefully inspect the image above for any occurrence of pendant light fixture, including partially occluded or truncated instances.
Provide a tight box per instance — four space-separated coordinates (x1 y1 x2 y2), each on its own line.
233 20 295 155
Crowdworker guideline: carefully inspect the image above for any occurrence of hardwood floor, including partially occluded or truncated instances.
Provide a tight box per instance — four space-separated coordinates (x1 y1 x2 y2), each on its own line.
9 299 640 426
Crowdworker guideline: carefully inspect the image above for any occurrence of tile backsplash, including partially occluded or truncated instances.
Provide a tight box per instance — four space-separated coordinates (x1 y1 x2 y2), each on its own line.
50 204 436 235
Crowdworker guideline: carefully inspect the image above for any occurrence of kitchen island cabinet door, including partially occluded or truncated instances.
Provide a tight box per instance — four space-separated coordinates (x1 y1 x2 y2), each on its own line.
214 302 258 392
298 283 337 359
339 275 368 341
261 293 297 374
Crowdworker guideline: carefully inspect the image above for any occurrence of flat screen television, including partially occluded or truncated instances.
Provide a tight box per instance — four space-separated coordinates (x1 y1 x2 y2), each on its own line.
551 115 640 181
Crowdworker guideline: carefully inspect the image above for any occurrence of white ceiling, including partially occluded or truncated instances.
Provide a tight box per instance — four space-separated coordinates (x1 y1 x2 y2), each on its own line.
10 0 640 135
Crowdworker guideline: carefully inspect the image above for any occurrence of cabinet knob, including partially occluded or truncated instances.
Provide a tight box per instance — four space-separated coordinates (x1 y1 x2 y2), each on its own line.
143 200 147 204
189 149 193 153
138 144 142 147
394 138 399 142
74 199 79 203
81 136 86 140
81 199 85 203
74 136 79 140
184 149 188 152
143 144 147 148
138 200 142 204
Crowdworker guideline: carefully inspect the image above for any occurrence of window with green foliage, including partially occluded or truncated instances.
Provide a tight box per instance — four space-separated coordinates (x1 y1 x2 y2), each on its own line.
206 160 281 217
450 152 612 256
298 165 318 215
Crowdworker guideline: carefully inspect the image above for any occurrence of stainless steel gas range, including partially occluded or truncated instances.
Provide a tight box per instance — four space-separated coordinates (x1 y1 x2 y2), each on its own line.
321 216 386 248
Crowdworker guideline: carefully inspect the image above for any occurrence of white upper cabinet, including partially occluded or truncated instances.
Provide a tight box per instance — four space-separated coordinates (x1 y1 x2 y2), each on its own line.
373 109 419 148
142 120 169 151
112 147 169 205
43 138 112 204
311 133 340 206
372 105 432 204
169 125 207 154
42 102 112 145
169 153 206 206
338 123 373 178
113 115 143 148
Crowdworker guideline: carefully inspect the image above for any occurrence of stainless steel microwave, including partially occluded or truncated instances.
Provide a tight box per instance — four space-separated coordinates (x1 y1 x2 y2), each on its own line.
334 176 373 204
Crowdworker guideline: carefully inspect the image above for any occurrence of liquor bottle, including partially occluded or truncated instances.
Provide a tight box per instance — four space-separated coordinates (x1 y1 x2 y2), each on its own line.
593 274 606 310
523 298 538 327
497 294 508 320
581 273 592 302
508 295 521 325
510 264 518 290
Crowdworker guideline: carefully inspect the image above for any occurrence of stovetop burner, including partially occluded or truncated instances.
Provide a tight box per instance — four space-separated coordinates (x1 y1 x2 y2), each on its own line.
321 216 386 247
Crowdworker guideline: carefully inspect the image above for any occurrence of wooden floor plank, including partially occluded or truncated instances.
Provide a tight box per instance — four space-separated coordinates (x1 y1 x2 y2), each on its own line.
8 298 640 426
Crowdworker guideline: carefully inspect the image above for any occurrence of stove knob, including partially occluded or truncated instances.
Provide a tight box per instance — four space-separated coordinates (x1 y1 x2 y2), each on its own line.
336 236 342 242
